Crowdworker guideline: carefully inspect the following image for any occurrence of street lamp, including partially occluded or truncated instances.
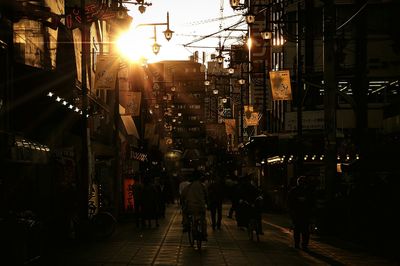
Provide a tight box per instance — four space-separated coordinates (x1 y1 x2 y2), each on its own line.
216 53 224 65
152 42 161 55
230 0 240 9
245 13 256 25
151 26 161 55
230 0 247 10
137 12 174 55
238 77 246 143
260 30 272 40
228 67 235 75
122 1 152 14
163 12 174 41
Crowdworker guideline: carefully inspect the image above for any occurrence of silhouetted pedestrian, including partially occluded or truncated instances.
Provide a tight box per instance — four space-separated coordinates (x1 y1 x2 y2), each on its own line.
154 176 166 218
132 175 143 227
226 174 239 219
288 176 315 250
141 176 159 228
207 175 224 230
236 174 263 234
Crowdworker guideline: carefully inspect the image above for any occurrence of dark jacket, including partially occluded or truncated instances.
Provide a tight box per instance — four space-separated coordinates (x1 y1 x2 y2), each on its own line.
288 184 314 220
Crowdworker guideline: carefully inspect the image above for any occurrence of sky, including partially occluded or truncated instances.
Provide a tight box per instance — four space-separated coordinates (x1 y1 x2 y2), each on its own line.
120 0 247 63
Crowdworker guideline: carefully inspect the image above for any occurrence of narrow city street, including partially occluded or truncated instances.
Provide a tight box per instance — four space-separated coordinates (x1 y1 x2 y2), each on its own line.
43 204 396 266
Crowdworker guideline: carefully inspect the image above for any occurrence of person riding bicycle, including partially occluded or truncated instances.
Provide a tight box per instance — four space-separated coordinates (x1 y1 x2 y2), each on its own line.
181 170 208 241
236 174 264 234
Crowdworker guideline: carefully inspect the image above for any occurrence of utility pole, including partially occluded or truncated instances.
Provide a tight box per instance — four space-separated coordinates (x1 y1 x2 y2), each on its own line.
262 59 267 132
80 0 90 224
323 1 337 202
240 81 244 143
353 0 368 185
296 2 303 175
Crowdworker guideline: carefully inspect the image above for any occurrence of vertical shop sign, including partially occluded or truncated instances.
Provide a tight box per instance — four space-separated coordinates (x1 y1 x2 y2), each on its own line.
124 178 135 212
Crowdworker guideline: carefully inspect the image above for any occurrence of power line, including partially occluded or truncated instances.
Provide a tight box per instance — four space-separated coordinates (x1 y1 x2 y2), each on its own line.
336 1 368 31
180 14 242 26
183 20 246 47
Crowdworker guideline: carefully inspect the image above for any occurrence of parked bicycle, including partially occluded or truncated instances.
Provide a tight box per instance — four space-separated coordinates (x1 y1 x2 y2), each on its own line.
87 200 116 239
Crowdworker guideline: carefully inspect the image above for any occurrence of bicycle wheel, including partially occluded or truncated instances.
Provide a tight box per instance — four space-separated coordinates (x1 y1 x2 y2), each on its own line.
255 221 260 242
188 219 194 247
247 219 255 241
91 212 116 239
195 221 202 250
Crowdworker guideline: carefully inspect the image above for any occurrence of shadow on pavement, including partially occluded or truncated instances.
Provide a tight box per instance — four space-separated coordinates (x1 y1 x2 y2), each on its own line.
303 249 346 266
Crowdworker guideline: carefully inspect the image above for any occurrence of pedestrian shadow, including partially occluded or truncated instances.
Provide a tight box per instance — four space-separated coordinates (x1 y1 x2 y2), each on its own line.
302 249 346 266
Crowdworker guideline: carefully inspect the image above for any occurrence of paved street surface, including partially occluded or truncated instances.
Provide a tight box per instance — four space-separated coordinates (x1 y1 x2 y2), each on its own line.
43 204 396 266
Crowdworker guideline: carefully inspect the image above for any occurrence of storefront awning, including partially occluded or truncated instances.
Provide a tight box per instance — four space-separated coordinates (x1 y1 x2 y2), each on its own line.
1 133 51 164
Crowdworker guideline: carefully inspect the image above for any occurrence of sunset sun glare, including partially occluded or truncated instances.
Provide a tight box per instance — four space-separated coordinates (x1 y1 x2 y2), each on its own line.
116 27 154 63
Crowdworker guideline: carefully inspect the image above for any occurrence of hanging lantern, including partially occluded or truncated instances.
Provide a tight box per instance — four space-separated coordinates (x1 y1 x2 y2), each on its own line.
152 42 161 55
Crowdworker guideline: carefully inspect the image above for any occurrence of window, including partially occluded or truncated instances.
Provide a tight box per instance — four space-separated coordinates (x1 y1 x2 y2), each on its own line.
188 127 200 132
188 115 199 121
188 104 201 109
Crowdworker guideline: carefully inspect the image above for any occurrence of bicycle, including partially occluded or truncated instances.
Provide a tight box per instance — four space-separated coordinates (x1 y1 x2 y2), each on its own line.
187 213 204 249
241 200 261 242
87 190 117 239
90 211 116 239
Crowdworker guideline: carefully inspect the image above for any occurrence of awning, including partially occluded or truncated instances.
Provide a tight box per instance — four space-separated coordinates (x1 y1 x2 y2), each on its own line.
121 115 139 139
0 132 51 164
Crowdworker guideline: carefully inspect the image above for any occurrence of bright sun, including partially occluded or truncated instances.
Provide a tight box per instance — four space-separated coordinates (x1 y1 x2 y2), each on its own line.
116 27 155 63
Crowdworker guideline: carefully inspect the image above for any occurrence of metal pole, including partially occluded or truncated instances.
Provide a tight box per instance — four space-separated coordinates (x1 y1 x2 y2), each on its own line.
240 82 244 143
323 1 337 202
80 0 90 223
247 0 252 138
114 74 120 218
296 2 303 175
262 59 267 133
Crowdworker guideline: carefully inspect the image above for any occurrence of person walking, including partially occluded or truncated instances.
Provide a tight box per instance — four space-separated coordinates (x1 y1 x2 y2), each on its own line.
141 176 159 228
207 175 225 230
226 174 239 219
132 175 144 227
288 175 315 250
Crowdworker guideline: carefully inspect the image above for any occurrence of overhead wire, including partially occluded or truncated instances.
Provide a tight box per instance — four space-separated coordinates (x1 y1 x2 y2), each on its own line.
336 1 368 31
183 19 246 47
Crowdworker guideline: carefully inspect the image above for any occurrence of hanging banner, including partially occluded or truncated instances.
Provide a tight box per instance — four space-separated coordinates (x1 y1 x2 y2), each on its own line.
245 112 259 127
269 70 292 100
123 178 135 212
94 55 119 90
119 91 141 116
225 119 236 136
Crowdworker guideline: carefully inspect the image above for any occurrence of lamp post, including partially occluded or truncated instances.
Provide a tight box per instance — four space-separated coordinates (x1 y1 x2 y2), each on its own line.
137 12 174 55
238 77 246 143
80 0 90 223
122 0 152 14
216 53 224 65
